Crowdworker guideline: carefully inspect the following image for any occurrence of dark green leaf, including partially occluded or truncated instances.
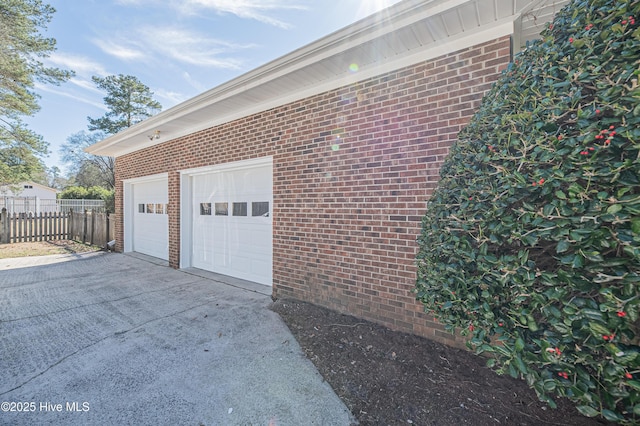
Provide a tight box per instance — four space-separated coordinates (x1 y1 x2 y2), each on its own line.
626 380 640 391
602 409 624 422
556 240 570 253
514 354 528 374
607 204 622 214
576 405 600 417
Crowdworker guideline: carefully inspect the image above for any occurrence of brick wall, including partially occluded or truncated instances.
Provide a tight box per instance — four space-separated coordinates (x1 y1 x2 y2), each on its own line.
115 36 511 347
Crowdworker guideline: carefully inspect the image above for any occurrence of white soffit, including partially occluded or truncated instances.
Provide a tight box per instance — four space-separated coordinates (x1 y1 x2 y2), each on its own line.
86 0 569 158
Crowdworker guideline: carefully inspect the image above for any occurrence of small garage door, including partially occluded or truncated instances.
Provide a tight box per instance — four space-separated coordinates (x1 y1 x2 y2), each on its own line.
132 178 169 260
191 163 272 285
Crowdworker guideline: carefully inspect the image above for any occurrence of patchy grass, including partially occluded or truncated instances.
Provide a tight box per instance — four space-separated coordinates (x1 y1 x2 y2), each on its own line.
0 240 102 259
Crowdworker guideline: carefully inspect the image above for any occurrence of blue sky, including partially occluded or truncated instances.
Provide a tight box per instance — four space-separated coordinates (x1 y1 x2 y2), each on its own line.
26 0 403 175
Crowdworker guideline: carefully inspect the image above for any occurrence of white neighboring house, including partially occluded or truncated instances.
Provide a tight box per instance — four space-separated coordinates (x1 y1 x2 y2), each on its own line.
0 182 59 214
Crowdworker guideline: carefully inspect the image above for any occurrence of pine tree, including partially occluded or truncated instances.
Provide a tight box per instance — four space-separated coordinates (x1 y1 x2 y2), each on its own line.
0 0 72 183
87 74 162 134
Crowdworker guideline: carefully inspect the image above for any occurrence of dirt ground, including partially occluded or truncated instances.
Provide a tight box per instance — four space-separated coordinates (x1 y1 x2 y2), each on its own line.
0 240 101 259
271 299 611 426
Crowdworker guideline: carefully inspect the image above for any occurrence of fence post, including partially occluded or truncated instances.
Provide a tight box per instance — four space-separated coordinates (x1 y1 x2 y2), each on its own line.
105 210 110 250
68 208 73 241
0 208 8 244
13 211 19 243
90 209 95 246
27 212 33 242
83 209 88 244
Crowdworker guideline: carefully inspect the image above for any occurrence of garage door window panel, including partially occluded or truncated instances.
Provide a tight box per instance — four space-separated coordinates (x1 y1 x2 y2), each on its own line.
215 203 228 216
200 203 212 215
252 202 269 217
233 202 247 216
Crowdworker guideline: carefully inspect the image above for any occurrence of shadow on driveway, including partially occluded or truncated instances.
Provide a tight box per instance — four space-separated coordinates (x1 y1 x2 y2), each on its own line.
0 252 354 425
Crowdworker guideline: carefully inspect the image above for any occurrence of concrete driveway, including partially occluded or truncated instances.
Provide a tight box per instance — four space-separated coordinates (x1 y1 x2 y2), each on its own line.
0 252 354 426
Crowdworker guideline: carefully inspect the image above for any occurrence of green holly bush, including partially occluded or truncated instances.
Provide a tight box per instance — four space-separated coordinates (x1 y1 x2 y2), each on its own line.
415 0 640 423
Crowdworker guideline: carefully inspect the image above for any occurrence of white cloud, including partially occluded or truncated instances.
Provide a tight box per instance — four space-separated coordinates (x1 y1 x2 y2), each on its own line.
182 71 207 93
34 82 107 111
153 87 188 107
68 77 103 94
100 1 306 69
180 0 307 28
354 0 403 19
116 0 307 28
94 26 253 69
46 52 109 78
92 39 147 61
42 53 108 100
138 26 252 68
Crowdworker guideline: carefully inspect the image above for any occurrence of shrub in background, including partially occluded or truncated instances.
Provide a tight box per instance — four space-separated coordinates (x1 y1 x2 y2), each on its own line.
416 0 640 422
58 186 114 212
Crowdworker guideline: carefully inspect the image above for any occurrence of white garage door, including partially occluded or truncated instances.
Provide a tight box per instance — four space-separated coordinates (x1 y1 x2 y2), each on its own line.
132 178 169 260
191 163 272 285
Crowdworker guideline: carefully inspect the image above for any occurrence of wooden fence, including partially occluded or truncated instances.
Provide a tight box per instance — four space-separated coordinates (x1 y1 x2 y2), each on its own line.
0 208 115 247
68 210 115 247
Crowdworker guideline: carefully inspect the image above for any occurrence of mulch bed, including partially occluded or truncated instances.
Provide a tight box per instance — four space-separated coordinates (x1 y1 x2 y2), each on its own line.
271 299 611 426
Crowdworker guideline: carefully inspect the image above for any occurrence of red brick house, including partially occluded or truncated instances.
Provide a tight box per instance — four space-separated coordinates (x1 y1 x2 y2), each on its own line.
87 0 567 347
